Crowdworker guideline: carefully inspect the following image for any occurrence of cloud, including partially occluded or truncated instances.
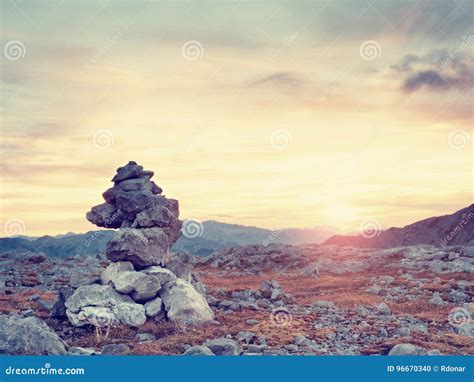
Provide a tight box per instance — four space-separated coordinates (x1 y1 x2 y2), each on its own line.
392 48 474 92
391 50 447 73
403 70 450 92
403 68 473 92
248 71 308 89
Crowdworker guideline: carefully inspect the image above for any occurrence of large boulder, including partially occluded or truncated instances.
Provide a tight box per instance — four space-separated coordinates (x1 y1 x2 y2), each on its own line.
116 177 162 194
111 303 146 326
86 203 121 228
65 284 146 326
203 338 242 355
50 286 75 318
112 271 147 293
114 191 173 222
144 296 164 317
67 302 146 327
113 192 181 238
130 275 162 302
159 279 214 324
162 255 192 282
183 345 214 355
102 187 118 204
132 205 179 230
388 343 419 355
65 284 132 312
111 271 161 302
142 266 177 286
0 315 67 355
67 306 114 327
106 228 169 269
100 261 134 285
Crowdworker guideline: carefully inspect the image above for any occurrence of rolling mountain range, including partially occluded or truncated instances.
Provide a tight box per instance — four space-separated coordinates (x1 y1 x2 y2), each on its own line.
1 204 472 259
323 204 474 248
0 221 335 258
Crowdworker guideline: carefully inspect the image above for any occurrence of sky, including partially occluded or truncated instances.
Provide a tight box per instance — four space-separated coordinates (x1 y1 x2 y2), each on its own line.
1 0 473 237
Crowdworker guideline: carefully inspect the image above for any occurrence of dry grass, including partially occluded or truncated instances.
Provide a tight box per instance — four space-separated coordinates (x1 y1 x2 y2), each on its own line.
389 298 455 322
0 289 55 318
2 251 472 355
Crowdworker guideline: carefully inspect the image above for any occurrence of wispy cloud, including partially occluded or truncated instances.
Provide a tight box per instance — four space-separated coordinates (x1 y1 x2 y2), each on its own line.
248 71 308 89
392 48 474 92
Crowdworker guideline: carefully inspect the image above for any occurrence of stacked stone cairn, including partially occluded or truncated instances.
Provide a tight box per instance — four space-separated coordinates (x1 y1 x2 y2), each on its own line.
65 161 214 327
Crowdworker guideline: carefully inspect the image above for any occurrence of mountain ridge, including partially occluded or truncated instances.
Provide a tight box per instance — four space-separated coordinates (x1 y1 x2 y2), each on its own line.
2 204 472 258
323 204 474 248
0 221 335 258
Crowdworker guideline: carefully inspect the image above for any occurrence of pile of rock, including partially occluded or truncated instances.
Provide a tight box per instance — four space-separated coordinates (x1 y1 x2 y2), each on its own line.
65 161 214 327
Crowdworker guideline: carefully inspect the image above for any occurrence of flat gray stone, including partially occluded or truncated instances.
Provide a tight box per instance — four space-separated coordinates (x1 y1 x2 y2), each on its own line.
203 338 242 355
0 315 67 355
388 343 419 355
183 345 214 355
160 279 214 324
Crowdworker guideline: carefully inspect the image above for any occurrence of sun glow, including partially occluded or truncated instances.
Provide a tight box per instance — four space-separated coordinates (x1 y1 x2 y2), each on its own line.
322 204 360 230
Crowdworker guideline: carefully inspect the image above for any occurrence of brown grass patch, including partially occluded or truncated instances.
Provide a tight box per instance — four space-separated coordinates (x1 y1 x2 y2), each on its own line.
0 289 56 316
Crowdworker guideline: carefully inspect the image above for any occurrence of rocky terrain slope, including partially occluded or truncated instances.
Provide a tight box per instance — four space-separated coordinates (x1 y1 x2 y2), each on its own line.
324 204 474 248
1 243 472 355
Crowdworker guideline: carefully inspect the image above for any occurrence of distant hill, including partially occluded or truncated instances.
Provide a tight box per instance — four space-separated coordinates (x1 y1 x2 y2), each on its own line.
323 204 474 248
2 205 472 258
0 231 116 258
173 221 335 256
0 221 335 257
196 220 334 246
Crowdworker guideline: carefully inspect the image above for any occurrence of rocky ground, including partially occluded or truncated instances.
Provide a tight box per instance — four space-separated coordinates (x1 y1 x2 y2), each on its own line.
0 243 472 356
